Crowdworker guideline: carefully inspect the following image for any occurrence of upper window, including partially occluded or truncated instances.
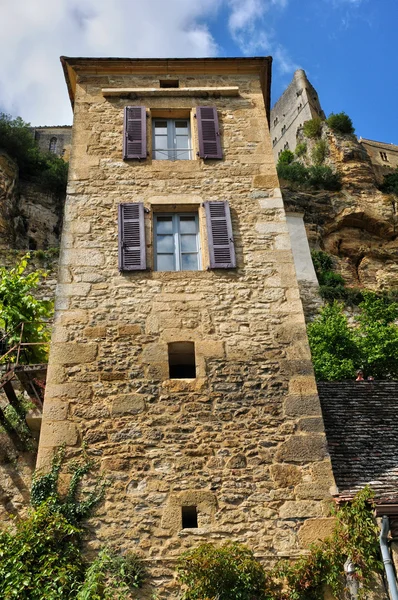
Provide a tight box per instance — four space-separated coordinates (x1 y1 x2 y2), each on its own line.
380 151 389 162
154 213 200 271
152 119 192 161
49 137 57 153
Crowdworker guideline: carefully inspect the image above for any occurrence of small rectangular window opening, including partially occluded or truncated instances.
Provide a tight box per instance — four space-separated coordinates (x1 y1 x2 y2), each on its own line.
182 505 198 529
160 79 179 88
168 342 196 379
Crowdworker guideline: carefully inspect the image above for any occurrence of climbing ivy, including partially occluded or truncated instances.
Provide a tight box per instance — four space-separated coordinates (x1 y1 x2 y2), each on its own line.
0 447 145 599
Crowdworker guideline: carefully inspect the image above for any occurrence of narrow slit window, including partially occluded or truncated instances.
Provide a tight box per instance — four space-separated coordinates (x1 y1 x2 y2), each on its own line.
159 79 179 88
182 505 198 529
168 342 196 379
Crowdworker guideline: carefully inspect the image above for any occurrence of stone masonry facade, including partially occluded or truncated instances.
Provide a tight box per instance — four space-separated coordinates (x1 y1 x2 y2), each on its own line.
38 57 335 595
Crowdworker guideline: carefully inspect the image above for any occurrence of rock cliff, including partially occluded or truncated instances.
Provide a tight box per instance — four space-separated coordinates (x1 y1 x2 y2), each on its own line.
282 125 398 291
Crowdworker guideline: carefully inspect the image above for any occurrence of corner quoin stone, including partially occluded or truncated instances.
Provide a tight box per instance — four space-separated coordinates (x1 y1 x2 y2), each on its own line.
50 342 98 365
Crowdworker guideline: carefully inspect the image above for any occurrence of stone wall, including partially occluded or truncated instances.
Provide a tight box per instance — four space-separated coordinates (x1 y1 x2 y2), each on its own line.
38 59 335 597
31 126 72 161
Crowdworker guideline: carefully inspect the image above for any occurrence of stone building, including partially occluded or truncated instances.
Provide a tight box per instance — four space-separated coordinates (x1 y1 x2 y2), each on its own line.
37 56 336 595
270 69 325 161
30 125 72 161
359 137 398 183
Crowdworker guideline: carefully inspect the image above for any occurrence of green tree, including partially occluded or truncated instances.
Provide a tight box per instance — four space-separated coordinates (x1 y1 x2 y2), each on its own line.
327 111 355 135
355 292 398 379
0 254 53 363
303 117 323 138
277 149 294 165
307 301 358 381
0 113 68 196
380 168 398 196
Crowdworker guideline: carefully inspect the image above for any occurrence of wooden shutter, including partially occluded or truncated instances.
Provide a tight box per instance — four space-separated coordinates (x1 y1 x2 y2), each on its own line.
197 106 222 159
118 203 146 271
205 201 236 269
123 106 147 159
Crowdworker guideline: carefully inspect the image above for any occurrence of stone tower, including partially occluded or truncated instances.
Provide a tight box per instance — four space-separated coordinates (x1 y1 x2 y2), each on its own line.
271 69 325 160
38 57 335 594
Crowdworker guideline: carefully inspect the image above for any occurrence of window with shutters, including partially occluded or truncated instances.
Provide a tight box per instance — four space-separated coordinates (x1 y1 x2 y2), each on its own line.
204 201 236 269
154 213 200 271
196 106 223 159
123 106 147 160
118 203 146 271
152 119 192 160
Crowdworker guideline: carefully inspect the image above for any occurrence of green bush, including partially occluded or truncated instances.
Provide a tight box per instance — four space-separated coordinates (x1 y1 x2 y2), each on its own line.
311 250 333 274
327 111 355 135
0 113 68 196
380 168 398 195
0 254 53 363
311 139 328 165
303 117 323 139
178 542 269 600
308 293 398 380
295 142 307 157
307 165 342 190
277 149 294 165
278 163 342 191
277 162 309 184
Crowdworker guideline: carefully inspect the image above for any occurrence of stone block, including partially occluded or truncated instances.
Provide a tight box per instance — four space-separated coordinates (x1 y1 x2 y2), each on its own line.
269 463 302 488
295 482 333 500
279 500 324 519
297 417 325 433
45 383 93 400
196 340 225 358
42 399 69 421
60 249 105 267
50 342 98 365
253 174 279 188
39 420 79 447
111 394 146 415
117 324 142 336
275 435 327 464
289 376 318 396
298 518 336 547
284 394 322 417
84 326 106 338
100 371 127 381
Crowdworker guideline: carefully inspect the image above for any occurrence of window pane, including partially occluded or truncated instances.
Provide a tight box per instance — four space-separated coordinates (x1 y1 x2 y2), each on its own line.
154 120 168 134
157 234 174 253
156 217 173 234
181 235 197 253
179 216 196 234
175 120 189 134
181 254 199 271
157 254 175 271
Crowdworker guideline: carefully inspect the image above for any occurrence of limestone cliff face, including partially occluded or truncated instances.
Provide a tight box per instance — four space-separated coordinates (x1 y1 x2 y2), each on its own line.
0 151 18 248
282 125 398 291
0 149 64 251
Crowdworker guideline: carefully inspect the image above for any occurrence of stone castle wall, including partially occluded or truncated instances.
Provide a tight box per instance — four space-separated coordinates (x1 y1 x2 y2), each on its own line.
38 62 335 596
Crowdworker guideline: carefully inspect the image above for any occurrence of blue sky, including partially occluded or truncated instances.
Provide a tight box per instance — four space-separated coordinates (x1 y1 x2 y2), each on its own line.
0 0 396 144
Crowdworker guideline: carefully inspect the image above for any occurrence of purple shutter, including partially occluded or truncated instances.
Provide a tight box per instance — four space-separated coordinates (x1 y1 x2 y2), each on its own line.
118 203 146 271
123 106 147 159
205 201 236 269
197 106 222 159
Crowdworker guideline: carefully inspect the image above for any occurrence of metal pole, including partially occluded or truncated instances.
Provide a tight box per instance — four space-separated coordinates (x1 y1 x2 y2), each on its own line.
380 515 398 600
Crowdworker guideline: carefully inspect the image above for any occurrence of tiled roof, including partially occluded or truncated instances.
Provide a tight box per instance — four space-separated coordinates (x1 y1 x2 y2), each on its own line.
317 381 398 503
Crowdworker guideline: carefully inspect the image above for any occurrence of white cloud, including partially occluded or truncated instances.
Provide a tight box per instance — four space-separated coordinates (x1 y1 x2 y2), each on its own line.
226 0 297 73
0 0 221 125
0 0 299 125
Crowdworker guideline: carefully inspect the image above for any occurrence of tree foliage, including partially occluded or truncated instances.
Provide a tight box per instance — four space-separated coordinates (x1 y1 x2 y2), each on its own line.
0 113 68 196
327 111 355 135
308 294 398 380
303 117 323 139
178 489 382 600
277 149 294 166
0 447 144 599
277 163 342 191
380 168 398 196
178 542 269 600
0 254 53 363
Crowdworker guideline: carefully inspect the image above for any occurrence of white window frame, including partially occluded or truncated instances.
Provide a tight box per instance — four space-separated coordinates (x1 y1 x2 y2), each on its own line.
152 118 192 161
154 213 201 272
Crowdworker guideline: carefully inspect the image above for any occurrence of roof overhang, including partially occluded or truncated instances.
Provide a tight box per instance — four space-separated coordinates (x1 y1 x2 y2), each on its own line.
60 56 272 124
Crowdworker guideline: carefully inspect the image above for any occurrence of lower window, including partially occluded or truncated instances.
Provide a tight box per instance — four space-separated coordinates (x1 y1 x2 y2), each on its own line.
154 213 200 272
